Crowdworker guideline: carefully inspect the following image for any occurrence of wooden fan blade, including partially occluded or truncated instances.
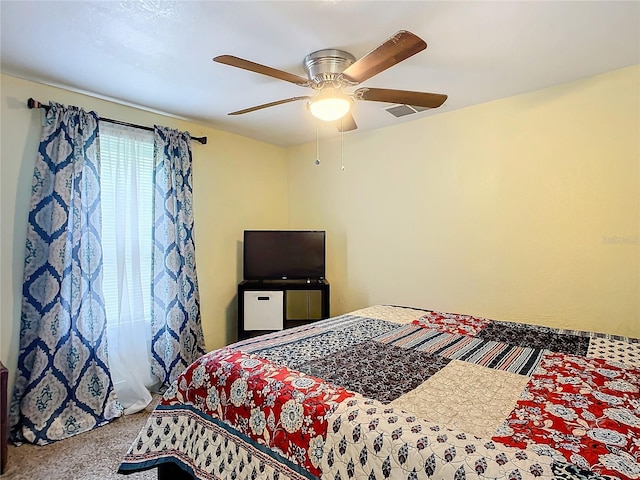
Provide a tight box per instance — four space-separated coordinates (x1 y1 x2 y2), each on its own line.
341 31 427 84
354 88 447 109
337 112 357 132
214 55 309 86
228 96 310 115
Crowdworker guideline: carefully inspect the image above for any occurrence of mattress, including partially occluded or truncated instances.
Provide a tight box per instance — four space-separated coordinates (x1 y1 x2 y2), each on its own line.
119 305 640 480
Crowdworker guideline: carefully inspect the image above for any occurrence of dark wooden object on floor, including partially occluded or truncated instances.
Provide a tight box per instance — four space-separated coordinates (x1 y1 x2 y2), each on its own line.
1 362 8 474
158 462 195 479
237 279 330 340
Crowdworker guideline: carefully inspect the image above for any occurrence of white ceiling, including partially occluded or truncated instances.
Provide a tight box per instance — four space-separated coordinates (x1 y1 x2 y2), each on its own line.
1 1 639 147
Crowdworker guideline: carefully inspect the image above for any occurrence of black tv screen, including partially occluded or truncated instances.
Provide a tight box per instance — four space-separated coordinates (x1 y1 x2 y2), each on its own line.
243 230 326 280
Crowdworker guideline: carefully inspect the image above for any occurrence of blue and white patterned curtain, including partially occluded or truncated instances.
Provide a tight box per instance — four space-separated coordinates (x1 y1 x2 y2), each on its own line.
151 126 205 386
10 103 122 444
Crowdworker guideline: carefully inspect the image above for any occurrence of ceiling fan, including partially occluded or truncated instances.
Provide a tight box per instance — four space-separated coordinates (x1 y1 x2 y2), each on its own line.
213 30 447 132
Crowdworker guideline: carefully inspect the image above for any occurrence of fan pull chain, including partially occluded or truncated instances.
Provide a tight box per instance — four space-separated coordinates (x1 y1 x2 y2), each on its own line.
340 117 345 171
315 120 320 165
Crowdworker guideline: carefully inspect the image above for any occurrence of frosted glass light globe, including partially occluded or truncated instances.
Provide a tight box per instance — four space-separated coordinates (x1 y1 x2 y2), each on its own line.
307 90 352 122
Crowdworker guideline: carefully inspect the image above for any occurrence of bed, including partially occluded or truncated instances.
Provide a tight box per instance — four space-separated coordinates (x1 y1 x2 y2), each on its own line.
118 305 640 480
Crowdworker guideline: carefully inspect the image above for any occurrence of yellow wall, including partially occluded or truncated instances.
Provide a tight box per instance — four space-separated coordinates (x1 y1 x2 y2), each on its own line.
0 74 289 392
287 65 640 337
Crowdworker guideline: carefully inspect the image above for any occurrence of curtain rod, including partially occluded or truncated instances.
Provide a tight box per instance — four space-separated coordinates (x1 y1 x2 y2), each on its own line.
27 98 207 145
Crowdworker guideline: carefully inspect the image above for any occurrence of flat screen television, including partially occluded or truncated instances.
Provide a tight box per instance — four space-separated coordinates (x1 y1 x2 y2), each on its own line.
243 230 326 281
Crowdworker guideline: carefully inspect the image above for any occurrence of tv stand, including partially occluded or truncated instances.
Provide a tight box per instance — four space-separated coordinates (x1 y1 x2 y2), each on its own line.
238 279 330 340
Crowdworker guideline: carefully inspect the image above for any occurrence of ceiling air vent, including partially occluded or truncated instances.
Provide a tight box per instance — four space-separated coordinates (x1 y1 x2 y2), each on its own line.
385 104 430 118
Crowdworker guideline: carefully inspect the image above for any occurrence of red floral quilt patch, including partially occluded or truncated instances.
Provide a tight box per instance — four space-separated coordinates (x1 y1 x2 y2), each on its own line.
493 351 640 478
162 348 354 476
412 310 489 336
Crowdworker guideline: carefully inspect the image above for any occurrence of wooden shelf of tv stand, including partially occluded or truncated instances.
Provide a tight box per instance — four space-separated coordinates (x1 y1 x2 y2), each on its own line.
237 279 330 341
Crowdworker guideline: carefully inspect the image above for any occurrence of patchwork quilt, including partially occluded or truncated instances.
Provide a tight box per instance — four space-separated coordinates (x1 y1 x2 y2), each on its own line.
119 305 640 480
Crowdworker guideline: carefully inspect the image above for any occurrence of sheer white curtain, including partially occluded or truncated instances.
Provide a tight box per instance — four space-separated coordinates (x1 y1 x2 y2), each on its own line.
100 122 157 414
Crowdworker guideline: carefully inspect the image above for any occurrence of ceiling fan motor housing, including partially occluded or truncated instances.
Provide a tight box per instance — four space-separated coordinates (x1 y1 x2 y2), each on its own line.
303 49 355 87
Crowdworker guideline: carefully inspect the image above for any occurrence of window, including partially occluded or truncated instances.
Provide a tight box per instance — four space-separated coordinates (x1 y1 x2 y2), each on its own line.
98 122 156 413
99 123 154 327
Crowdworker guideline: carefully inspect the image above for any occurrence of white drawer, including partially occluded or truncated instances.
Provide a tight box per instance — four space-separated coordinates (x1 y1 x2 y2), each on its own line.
243 291 284 330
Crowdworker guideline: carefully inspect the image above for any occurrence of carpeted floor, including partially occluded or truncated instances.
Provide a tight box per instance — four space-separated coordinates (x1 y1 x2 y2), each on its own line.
2 397 159 480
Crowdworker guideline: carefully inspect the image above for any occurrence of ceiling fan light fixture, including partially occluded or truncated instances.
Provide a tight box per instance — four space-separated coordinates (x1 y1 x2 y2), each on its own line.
215 31 446 132
307 89 352 122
